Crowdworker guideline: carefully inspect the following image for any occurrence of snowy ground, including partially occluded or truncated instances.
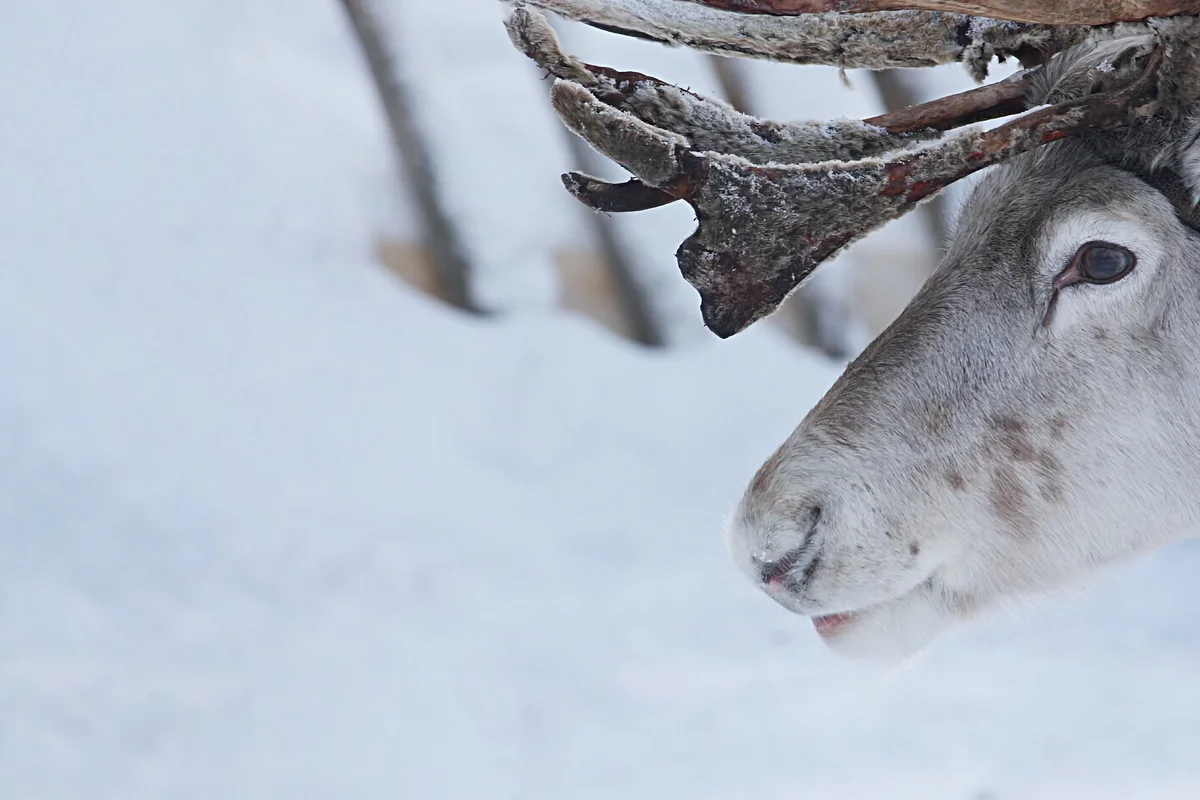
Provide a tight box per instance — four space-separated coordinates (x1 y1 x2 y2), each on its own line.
3 2 1200 798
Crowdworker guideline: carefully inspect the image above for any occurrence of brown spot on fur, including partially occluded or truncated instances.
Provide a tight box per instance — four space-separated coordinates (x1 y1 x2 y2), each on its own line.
1038 481 1065 503
909 542 920 556
1036 449 1062 476
945 470 967 491
1035 449 1065 504
984 415 1066 509
1051 415 1069 442
924 405 950 435
988 464 1035 537
993 415 1036 463
994 417 1026 434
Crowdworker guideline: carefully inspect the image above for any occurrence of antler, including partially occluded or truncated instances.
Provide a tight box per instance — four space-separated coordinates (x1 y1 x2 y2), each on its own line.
510 0 1092 79
678 0 1200 25
506 2 1200 338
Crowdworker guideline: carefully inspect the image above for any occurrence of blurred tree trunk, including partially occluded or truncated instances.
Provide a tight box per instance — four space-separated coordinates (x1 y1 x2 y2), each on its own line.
339 0 477 312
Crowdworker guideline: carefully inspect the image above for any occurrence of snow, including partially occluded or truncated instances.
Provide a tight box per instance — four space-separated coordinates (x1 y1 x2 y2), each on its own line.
3 2 1200 799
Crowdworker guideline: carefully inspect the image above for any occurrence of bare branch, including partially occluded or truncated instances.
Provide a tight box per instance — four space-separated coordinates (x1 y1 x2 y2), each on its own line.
681 0 1200 25
865 70 1035 133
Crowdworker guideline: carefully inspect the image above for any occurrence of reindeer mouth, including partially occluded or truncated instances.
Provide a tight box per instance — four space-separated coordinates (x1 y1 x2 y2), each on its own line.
766 581 876 638
761 561 946 654
804 578 950 658
812 612 859 637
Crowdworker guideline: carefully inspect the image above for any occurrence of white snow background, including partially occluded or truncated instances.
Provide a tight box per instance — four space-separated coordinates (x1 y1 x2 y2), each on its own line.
2 1 1200 798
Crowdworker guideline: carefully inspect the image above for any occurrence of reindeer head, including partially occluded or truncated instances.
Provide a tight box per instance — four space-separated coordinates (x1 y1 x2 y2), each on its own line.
507 2 1200 656
729 129 1200 657
721 31 1200 658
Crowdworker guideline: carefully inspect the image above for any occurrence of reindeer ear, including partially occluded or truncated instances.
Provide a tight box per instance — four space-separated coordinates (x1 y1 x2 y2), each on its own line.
1172 113 1200 208
1157 17 1200 207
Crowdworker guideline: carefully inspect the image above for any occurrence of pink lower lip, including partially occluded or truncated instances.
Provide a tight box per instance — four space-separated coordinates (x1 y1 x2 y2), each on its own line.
812 612 856 636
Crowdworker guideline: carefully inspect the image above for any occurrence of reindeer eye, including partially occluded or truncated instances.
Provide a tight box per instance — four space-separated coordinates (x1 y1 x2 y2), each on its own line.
1075 241 1136 284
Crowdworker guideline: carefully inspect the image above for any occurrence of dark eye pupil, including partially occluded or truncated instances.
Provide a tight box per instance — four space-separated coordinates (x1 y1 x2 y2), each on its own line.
1078 242 1135 283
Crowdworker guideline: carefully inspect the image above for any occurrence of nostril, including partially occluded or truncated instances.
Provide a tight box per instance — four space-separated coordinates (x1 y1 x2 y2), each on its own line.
759 550 803 585
756 505 823 586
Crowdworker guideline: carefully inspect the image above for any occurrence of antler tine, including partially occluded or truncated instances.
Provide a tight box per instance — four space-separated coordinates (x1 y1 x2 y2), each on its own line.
560 174 681 213
506 0 1089 78
679 0 1200 26
554 68 1043 214
510 4 1050 216
509 6 943 168
865 70 1037 134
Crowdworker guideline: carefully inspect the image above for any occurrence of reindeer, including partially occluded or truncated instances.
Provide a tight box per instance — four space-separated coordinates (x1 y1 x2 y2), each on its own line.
506 1 1200 657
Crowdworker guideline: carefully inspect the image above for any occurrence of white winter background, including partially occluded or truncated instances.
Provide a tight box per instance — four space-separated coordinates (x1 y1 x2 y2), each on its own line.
3 2 1200 799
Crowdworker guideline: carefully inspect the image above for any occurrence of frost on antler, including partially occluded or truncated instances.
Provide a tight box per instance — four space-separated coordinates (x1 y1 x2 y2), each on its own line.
506 2 1199 337
508 8 941 165
544 54 1160 335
